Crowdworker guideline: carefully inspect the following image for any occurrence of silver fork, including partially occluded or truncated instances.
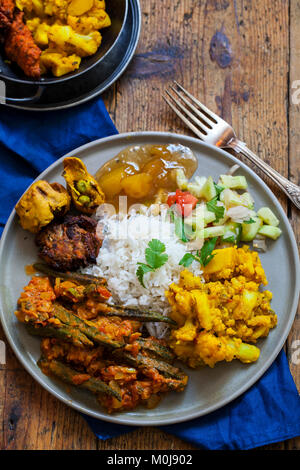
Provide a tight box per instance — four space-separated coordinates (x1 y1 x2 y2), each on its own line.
163 81 300 210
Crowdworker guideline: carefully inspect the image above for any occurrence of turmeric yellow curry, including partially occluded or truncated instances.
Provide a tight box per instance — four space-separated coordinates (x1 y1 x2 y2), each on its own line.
15 0 111 76
166 246 277 368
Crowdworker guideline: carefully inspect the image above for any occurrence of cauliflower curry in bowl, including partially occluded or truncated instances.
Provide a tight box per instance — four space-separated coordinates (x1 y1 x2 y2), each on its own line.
0 0 113 77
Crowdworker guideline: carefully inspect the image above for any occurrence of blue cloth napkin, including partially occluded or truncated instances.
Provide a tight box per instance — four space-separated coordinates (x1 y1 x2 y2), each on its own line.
0 98 299 450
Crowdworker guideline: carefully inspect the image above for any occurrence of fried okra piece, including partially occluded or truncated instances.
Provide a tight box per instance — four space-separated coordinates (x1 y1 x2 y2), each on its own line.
15 180 71 234
63 157 105 215
38 358 122 401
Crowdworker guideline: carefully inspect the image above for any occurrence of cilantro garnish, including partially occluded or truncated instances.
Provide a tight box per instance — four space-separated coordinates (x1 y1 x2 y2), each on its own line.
179 237 218 268
214 183 225 198
243 218 255 224
136 239 168 288
206 197 225 223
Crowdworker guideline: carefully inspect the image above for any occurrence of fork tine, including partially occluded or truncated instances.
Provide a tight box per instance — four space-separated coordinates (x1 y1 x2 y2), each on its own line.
168 85 213 129
165 89 210 135
173 81 220 123
163 94 206 140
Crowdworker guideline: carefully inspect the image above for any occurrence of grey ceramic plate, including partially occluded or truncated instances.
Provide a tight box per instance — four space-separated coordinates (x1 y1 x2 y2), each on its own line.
0 132 299 426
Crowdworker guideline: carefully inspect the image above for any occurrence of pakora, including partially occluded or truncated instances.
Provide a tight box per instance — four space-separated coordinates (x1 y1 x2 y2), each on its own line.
15 180 71 233
35 213 101 271
63 157 105 215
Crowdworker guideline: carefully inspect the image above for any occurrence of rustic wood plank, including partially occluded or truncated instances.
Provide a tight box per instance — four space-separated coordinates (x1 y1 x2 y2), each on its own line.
97 428 197 450
285 0 300 451
103 0 293 451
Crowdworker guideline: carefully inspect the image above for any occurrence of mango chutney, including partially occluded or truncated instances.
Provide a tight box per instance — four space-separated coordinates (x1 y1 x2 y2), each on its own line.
95 144 198 208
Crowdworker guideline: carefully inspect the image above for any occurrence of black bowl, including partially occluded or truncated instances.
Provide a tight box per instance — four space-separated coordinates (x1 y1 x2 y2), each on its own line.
0 0 128 86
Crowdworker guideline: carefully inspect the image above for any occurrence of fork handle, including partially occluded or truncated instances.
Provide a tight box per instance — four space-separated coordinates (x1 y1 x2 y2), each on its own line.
229 140 300 210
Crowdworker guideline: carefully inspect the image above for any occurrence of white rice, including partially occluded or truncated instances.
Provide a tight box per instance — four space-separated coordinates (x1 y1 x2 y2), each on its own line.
83 212 203 338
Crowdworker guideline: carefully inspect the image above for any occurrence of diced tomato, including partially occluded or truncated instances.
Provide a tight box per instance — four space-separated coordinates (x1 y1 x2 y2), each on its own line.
167 190 198 217
166 193 177 207
96 286 111 300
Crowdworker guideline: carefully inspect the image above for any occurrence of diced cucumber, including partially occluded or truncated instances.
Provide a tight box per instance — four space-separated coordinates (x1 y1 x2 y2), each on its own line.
186 176 207 198
195 176 207 187
203 225 225 238
222 188 242 208
257 207 279 227
240 192 255 209
176 169 188 190
200 176 217 201
241 217 262 242
222 222 242 244
213 214 229 226
184 205 206 229
187 182 203 198
219 174 248 190
204 209 216 225
257 225 282 240
183 214 194 226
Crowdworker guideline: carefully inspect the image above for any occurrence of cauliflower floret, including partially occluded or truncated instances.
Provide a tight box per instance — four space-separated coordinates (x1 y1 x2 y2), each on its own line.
40 50 81 77
16 0 44 15
47 24 101 57
26 17 41 33
34 23 51 47
43 0 69 19
67 9 111 34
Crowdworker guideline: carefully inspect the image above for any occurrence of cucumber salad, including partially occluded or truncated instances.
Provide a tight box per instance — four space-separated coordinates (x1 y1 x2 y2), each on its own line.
165 166 282 252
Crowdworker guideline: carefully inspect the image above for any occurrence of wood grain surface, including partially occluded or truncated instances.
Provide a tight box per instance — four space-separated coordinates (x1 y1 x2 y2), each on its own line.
0 0 299 450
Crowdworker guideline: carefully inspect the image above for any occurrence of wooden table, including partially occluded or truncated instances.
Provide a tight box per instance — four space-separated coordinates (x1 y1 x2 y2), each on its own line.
1 0 299 450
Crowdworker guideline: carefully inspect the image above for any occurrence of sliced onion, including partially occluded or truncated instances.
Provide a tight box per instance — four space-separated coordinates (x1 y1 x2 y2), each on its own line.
253 238 267 252
226 205 252 222
226 164 240 175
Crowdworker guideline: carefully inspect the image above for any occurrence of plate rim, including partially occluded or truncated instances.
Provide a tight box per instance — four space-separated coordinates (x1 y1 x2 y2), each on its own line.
0 131 299 426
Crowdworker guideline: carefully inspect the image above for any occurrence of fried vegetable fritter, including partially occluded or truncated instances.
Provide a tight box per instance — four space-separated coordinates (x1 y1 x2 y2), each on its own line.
35 213 101 271
15 180 71 234
63 157 105 215
4 10 41 78
0 0 14 37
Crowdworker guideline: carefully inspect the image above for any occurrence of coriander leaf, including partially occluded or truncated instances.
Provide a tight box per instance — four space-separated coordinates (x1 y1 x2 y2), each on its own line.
199 236 218 266
179 253 196 267
243 218 255 224
214 183 225 198
136 239 169 288
148 239 166 254
206 197 225 223
222 235 235 244
136 263 154 288
145 239 168 269
145 248 168 269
